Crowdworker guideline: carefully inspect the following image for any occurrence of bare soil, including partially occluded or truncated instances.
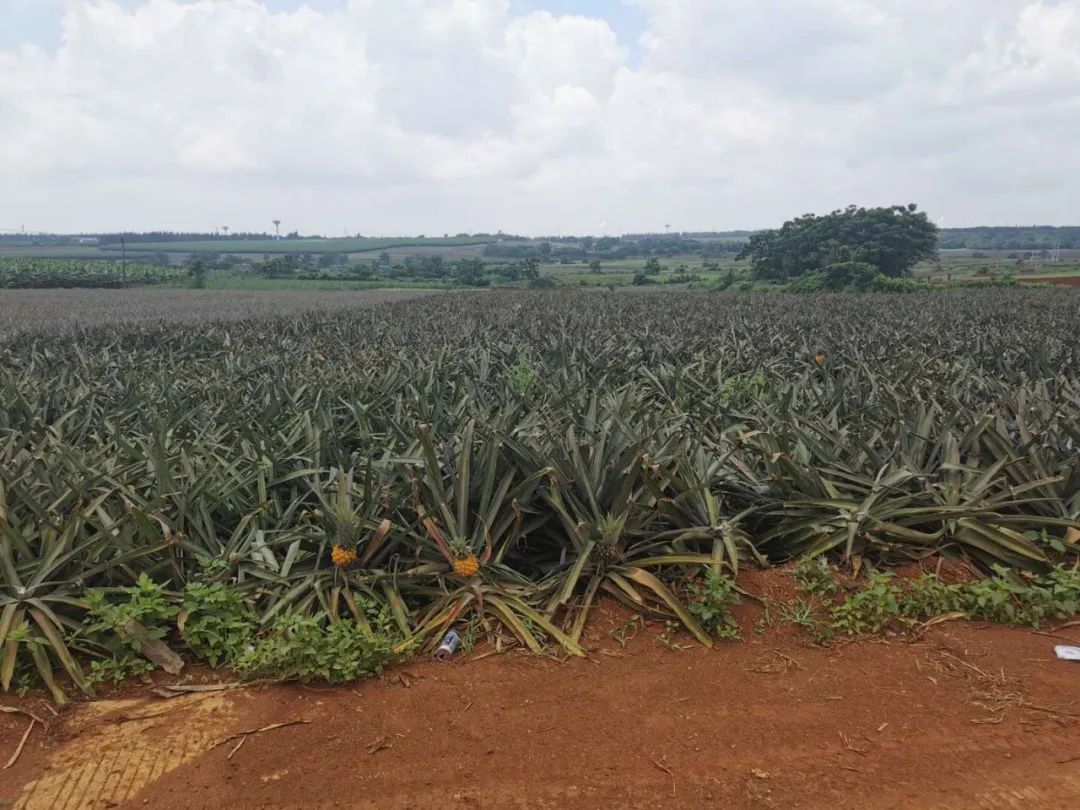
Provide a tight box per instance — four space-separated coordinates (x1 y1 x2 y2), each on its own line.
3 574 1079 810
1020 275 1080 287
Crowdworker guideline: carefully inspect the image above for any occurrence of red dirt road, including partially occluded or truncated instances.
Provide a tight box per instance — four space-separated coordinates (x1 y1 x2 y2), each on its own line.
2 594 1079 809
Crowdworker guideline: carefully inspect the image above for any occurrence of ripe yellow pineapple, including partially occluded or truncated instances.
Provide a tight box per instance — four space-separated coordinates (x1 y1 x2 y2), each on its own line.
449 538 480 577
452 554 480 577
331 544 357 567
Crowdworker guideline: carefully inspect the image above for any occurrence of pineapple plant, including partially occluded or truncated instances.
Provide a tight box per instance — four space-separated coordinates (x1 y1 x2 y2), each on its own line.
333 504 361 548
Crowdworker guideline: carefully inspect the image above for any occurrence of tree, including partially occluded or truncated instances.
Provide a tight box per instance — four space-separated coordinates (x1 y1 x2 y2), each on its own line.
738 204 938 281
643 257 662 275
453 259 487 286
522 258 540 282
189 260 207 289
589 260 602 274
256 255 300 278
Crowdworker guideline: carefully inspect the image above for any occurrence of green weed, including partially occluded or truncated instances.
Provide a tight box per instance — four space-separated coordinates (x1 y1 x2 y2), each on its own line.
607 614 645 648
507 358 538 397
85 574 178 659
87 653 154 688
233 611 399 684
830 571 903 635
180 580 257 668
687 569 741 640
790 563 1080 639
794 557 840 600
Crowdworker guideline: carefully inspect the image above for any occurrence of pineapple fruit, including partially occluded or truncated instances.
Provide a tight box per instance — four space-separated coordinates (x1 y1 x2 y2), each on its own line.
593 513 626 567
449 538 480 577
331 544 358 567
331 504 361 568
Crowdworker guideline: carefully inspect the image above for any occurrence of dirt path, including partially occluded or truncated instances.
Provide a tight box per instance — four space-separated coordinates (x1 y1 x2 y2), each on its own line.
2 602 1079 809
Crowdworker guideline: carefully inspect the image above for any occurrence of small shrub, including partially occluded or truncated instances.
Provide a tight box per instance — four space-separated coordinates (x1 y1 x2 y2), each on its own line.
830 571 902 635
687 569 741 640
87 653 154 688
85 574 178 655
794 557 840 600
83 574 178 684
804 564 1080 640
180 580 258 668
507 358 537 397
720 373 766 405
963 565 1080 628
714 268 737 290
779 598 834 644
899 574 965 620
233 611 399 684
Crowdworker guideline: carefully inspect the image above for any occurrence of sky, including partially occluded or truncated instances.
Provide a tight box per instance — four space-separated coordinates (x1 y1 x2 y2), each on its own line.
0 1 1078 235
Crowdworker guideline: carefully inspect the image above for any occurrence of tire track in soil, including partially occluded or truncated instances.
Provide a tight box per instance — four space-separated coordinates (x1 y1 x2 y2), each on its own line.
10 693 238 810
840 721 1080 810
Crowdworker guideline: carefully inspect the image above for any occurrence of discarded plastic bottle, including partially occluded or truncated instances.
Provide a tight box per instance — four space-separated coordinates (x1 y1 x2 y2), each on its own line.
435 629 462 661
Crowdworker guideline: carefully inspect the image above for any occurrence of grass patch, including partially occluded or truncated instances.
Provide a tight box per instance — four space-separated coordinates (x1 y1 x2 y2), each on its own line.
785 559 1080 641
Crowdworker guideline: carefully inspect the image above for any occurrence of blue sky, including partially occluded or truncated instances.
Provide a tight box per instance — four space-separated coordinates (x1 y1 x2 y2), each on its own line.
0 1 646 55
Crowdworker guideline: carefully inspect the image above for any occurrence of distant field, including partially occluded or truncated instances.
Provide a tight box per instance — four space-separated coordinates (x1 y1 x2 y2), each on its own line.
9 239 1067 291
539 254 729 272
0 288 432 337
99 236 493 255
913 254 1080 282
0 245 159 261
205 276 453 291
1019 274 1080 287
348 244 488 261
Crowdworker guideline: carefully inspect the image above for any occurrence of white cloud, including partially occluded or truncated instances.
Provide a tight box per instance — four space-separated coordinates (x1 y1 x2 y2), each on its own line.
0 0 1078 233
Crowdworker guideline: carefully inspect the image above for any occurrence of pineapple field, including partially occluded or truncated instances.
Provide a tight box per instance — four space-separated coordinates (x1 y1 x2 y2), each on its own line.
2 287 1079 704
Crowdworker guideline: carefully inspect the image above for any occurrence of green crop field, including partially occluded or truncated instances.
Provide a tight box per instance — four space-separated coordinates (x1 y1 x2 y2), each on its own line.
0 258 186 288
2 287 1078 701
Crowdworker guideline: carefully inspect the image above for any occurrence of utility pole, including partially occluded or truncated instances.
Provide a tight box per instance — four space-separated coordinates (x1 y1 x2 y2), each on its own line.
121 237 127 280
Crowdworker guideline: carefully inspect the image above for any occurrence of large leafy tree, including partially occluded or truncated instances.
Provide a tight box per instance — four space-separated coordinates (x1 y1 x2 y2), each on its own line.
739 204 938 281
